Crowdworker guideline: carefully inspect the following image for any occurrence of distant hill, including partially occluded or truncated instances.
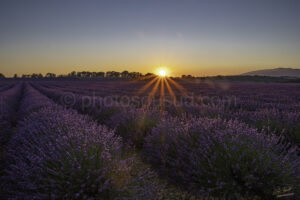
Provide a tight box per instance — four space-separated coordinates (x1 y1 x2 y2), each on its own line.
241 68 300 78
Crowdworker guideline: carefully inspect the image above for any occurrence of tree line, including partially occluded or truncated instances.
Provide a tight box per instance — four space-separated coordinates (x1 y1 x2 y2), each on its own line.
0 71 196 79
4 71 155 79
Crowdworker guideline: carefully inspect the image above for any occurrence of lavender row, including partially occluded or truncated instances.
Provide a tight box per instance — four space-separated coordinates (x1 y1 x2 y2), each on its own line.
18 83 59 118
143 116 300 199
1 85 163 199
181 104 300 145
0 83 16 93
0 83 22 121
0 83 23 148
233 108 300 145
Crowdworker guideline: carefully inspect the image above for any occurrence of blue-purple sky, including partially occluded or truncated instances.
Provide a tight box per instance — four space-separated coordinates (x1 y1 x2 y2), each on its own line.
1 0 300 76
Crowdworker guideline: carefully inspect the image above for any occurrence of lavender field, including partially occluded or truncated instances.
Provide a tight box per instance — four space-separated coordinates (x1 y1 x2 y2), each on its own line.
0 79 299 199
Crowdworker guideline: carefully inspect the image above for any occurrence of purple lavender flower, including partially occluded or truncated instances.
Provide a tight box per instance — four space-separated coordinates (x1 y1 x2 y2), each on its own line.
144 116 300 199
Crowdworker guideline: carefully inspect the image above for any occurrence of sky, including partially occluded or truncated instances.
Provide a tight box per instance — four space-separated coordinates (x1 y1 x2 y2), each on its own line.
0 0 300 77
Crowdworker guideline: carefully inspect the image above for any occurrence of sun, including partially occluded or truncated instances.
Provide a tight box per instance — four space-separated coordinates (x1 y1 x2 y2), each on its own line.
158 69 167 77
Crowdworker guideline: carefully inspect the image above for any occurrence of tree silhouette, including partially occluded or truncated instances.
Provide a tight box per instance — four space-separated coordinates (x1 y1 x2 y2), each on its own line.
46 73 56 78
121 70 129 78
30 73 43 78
96 72 105 77
68 71 76 77
106 71 120 78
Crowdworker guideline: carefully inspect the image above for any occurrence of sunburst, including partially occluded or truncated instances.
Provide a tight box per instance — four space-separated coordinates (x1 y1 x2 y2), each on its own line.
137 69 188 109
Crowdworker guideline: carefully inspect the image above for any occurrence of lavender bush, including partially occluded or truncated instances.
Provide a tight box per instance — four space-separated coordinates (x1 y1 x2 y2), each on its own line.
3 107 137 199
107 108 165 149
144 117 300 199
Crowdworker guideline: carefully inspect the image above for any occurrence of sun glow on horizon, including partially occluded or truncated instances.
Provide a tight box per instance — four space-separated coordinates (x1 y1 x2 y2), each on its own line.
158 69 166 77
156 67 169 77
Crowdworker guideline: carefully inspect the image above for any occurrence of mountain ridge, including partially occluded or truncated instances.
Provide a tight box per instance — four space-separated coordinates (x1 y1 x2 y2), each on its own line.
241 67 300 77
